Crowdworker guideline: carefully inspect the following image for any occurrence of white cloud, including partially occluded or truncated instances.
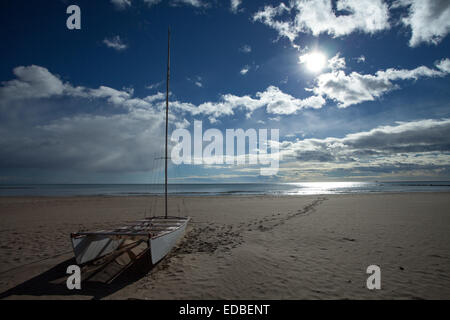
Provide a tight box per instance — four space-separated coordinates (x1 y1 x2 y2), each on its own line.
172 86 325 120
240 65 250 75
0 65 316 123
0 65 167 113
111 0 163 8
356 55 366 63
175 118 190 129
103 36 128 51
231 0 242 13
327 53 346 71
393 0 450 47
3 59 448 125
311 59 449 108
257 86 325 114
239 44 251 53
171 0 208 7
435 58 450 73
144 91 165 103
253 3 296 42
146 80 164 90
187 76 203 87
0 65 65 100
111 0 132 10
143 0 162 6
253 0 390 44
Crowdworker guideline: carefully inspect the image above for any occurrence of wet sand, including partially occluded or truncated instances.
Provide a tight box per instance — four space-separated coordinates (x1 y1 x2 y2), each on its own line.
0 193 449 299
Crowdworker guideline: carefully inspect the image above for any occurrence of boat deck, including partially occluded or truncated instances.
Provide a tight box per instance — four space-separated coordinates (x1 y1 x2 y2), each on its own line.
72 216 189 240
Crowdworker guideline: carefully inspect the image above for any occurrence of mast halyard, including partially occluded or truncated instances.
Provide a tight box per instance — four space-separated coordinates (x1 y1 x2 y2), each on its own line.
165 28 170 219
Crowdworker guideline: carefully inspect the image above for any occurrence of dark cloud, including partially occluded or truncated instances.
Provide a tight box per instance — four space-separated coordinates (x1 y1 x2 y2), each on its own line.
283 119 450 171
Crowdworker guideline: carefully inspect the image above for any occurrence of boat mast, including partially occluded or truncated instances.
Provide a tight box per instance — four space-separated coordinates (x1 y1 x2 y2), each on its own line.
165 28 170 219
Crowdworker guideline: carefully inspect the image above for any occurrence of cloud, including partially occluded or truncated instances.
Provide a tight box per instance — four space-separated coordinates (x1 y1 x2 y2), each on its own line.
0 65 165 112
297 53 449 108
111 0 132 10
103 36 128 51
0 66 170 174
146 80 164 90
1 65 322 125
257 86 325 114
144 91 165 103
172 86 325 120
187 76 203 88
0 66 317 123
393 0 450 47
356 55 366 63
175 118 190 129
3 59 448 127
0 111 165 172
283 118 450 160
239 44 251 53
311 58 449 108
231 0 242 13
1 65 449 180
253 0 390 44
327 53 346 71
171 0 208 7
240 65 250 75
0 65 65 101
252 3 296 42
344 119 450 153
279 118 450 178
436 58 450 73
143 0 162 6
111 0 163 9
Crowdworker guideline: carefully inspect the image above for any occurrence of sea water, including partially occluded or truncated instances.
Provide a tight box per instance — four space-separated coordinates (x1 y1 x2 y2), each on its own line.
0 181 450 196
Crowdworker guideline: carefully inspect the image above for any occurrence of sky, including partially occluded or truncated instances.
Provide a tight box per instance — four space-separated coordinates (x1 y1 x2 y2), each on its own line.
0 0 450 183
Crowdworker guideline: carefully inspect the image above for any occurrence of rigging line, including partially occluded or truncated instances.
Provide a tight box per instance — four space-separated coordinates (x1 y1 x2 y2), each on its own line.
154 157 163 217
147 153 158 218
159 157 164 215
147 161 155 219
164 27 170 219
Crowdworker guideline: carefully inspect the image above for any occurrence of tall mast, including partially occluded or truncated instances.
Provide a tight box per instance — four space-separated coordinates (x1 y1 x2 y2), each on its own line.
164 28 170 219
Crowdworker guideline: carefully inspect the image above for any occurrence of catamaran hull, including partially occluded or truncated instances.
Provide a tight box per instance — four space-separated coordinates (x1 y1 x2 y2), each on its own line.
149 219 188 264
71 217 189 266
71 235 124 265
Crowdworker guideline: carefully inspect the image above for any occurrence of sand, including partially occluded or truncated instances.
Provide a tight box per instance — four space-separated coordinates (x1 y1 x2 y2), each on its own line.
0 193 449 299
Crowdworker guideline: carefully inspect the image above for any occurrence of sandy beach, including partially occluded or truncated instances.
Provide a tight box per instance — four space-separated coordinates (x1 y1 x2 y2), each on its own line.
0 193 449 300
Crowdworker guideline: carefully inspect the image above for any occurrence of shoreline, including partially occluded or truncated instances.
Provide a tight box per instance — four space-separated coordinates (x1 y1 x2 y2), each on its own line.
1 192 450 299
1 189 450 198
1 181 450 198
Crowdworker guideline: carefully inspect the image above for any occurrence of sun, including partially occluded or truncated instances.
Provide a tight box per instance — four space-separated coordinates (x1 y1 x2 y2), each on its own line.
300 51 327 73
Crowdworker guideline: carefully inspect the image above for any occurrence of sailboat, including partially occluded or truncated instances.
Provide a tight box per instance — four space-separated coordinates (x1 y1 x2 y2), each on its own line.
70 29 190 279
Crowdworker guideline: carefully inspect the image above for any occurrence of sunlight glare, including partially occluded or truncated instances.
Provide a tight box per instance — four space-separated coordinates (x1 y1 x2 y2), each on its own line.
300 51 327 73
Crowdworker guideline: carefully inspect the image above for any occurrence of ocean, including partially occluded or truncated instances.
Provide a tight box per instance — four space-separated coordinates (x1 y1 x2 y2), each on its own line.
1 182 450 197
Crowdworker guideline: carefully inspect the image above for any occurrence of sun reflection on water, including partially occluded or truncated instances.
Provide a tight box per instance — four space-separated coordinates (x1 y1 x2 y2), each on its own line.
285 182 371 195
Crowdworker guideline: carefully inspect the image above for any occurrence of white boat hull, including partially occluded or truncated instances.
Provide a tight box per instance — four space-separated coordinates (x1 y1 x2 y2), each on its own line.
71 235 124 265
71 217 189 266
149 218 188 264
